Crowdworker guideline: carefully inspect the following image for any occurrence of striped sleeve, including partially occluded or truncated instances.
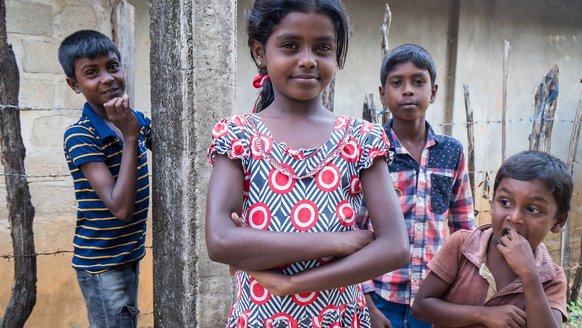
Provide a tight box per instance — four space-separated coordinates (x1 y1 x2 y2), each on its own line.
136 111 153 150
64 125 104 167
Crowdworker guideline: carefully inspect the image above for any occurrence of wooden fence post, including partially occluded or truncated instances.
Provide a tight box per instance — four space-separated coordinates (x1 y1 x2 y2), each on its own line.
463 84 476 203
112 0 135 102
322 78 335 112
0 0 37 327
567 87 582 303
443 0 460 137
362 93 377 123
380 3 391 58
501 40 510 162
529 65 559 152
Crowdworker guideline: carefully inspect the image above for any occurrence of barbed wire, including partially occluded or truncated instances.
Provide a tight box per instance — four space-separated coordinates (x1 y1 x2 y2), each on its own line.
0 245 153 261
7 165 582 181
139 311 153 318
0 172 153 180
0 104 579 126
0 104 81 112
368 109 580 127
0 173 71 179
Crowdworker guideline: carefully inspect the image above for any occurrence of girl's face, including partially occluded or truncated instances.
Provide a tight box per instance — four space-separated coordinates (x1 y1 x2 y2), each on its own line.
253 11 337 104
490 177 565 250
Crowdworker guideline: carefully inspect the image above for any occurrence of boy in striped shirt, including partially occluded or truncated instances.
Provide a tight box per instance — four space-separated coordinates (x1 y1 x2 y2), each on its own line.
60 30 151 328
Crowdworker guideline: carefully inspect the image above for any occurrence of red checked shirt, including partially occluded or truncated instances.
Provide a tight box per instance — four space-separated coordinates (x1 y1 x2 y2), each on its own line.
359 120 476 305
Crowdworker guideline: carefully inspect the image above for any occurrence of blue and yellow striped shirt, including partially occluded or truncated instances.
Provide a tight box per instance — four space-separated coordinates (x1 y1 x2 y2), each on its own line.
64 103 152 273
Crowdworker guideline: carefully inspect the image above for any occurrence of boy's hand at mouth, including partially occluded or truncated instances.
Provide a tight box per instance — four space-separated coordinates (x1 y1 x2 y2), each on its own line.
496 228 537 279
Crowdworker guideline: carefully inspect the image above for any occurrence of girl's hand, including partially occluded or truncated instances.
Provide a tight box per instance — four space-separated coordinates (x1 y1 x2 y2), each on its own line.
247 269 291 296
104 95 139 139
230 212 248 227
496 229 537 279
479 305 526 328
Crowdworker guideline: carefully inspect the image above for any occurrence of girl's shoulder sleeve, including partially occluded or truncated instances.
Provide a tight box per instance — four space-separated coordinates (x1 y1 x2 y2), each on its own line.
350 117 391 172
207 113 252 165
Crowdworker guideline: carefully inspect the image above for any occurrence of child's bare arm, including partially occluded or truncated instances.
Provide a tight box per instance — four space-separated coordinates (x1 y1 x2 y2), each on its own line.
413 272 527 328
205 154 374 270
242 158 409 294
80 96 139 221
497 229 562 328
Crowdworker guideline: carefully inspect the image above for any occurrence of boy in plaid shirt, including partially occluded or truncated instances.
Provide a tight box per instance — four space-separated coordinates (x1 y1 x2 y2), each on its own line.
361 44 475 328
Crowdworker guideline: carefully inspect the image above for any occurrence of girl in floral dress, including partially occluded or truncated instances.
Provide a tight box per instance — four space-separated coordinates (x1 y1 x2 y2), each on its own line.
206 0 409 327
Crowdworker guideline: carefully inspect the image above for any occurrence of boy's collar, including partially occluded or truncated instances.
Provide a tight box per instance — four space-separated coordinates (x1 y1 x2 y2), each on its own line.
385 119 442 150
82 102 117 139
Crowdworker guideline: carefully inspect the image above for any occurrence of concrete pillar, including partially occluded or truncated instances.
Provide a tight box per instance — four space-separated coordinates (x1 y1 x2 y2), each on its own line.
149 1 236 326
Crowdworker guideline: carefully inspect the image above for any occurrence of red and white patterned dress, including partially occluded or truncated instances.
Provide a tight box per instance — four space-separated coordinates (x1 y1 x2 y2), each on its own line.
208 113 390 328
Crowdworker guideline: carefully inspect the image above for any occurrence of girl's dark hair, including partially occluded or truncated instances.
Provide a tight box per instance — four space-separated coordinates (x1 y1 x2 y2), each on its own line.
380 44 436 87
494 150 573 217
58 30 121 80
246 0 349 112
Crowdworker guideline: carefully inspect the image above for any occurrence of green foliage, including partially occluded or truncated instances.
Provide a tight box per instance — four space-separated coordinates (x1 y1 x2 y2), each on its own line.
568 298 582 328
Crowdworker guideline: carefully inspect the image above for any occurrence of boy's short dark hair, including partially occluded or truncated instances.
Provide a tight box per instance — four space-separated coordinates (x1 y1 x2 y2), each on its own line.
58 30 121 80
494 150 573 217
380 44 437 87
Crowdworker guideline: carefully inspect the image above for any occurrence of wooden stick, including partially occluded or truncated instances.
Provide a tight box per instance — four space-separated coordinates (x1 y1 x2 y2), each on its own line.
566 86 582 302
380 3 392 58
381 106 391 125
362 93 377 123
501 40 510 162
322 78 336 112
377 3 392 125
112 0 135 101
463 84 476 202
529 65 559 152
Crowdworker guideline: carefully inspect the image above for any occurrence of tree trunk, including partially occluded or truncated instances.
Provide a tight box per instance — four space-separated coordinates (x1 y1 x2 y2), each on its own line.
0 0 37 327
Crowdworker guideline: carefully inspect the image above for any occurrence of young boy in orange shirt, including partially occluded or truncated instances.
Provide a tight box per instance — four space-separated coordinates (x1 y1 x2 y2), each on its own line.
413 151 570 327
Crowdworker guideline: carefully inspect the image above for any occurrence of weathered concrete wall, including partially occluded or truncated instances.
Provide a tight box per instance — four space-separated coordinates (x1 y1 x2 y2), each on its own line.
149 0 236 326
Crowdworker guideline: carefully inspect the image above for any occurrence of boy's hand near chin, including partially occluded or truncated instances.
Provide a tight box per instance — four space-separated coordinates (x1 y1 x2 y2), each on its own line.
104 95 139 138
496 229 537 279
